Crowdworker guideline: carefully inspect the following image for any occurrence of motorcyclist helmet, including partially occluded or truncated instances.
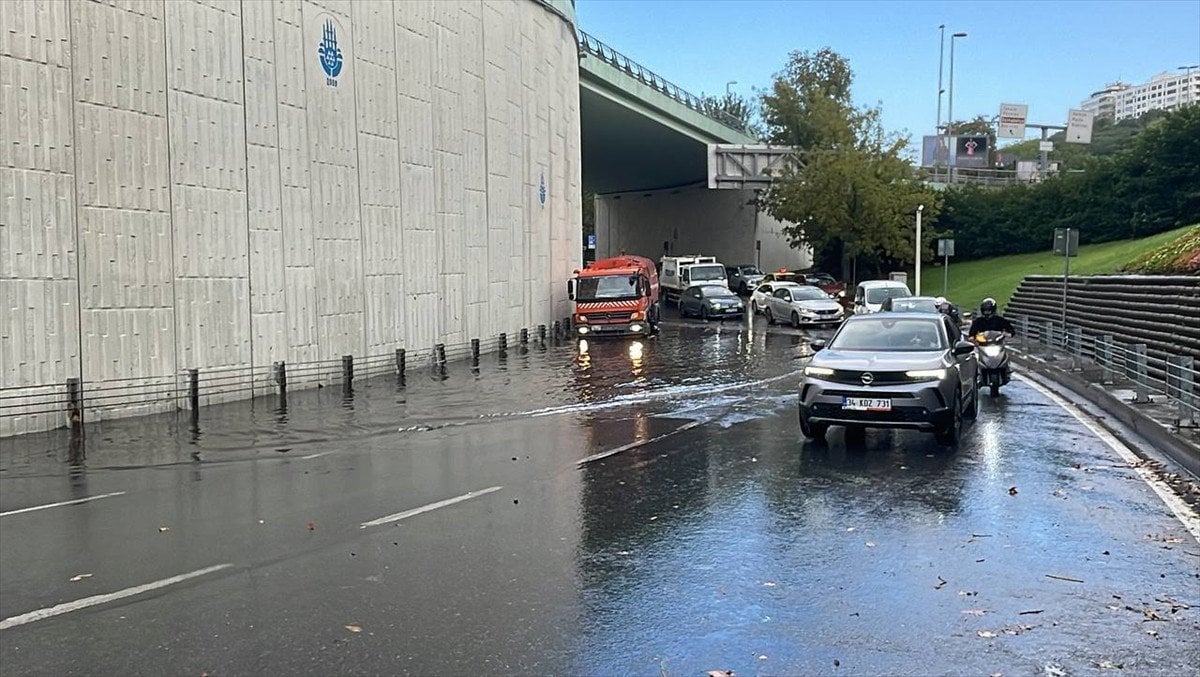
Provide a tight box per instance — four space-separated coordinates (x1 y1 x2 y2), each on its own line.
980 298 997 317
935 296 949 311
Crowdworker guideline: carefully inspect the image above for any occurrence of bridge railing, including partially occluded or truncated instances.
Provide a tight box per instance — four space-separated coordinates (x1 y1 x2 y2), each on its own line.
576 30 749 135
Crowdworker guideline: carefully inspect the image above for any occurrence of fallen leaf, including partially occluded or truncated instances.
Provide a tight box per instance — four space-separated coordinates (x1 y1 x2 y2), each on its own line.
757 655 768 661
1142 608 1165 621
307 521 316 531
762 581 777 587
158 526 170 533
1092 660 1123 670
1146 629 1159 638
1008 486 1019 495
1106 605 1121 611
649 516 658 521
962 609 987 616
846 527 856 532
865 541 877 548
345 624 362 633
977 630 997 638
69 573 93 582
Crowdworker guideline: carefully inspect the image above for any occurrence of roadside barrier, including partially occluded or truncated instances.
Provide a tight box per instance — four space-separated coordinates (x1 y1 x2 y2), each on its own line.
1 317 576 438
1006 274 1198 427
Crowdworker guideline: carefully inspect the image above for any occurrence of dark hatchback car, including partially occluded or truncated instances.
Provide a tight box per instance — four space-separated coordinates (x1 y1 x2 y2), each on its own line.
798 312 979 445
679 284 746 320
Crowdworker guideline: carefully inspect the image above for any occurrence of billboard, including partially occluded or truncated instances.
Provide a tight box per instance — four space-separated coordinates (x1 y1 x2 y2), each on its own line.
921 135 952 167
954 135 990 168
998 103 1028 139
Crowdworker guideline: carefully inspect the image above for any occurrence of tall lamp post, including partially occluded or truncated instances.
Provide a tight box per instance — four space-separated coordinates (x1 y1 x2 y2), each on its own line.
915 205 925 295
946 31 967 183
1179 65 1198 106
936 25 945 134
725 80 737 96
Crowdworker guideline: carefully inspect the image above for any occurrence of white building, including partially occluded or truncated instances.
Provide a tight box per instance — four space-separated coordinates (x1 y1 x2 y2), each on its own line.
1083 71 1200 121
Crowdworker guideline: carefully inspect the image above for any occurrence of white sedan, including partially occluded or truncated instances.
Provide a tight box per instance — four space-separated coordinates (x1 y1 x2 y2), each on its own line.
750 281 801 315
763 285 845 327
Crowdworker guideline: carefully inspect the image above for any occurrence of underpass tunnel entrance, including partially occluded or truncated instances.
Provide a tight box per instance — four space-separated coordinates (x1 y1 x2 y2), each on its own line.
593 185 811 274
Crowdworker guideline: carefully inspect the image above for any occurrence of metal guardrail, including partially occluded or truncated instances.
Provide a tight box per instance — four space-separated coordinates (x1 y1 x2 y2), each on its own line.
1 320 575 437
1006 274 1199 425
576 30 749 135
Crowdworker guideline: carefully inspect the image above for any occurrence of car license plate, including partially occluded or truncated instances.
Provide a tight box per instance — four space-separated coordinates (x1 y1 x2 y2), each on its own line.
723 307 739 313
842 397 891 412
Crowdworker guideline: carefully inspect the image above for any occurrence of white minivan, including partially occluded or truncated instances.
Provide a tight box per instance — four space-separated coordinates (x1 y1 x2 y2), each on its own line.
853 280 912 315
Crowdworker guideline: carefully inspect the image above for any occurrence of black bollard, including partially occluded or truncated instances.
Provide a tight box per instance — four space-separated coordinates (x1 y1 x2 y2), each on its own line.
498 333 508 359
519 328 528 345
471 338 480 367
396 348 406 381
66 377 83 429
273 361 287 396
188 368 200 424
342 355 354 392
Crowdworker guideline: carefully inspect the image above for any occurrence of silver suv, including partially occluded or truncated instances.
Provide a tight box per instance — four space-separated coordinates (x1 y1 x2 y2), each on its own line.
798 313 978 446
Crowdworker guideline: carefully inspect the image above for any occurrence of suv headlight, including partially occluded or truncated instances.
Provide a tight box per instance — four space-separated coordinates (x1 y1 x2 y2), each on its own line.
905 368 946 380
805 366 834 377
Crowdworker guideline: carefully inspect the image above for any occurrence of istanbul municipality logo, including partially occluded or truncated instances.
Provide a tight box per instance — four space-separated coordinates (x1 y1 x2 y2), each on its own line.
318 19 343 87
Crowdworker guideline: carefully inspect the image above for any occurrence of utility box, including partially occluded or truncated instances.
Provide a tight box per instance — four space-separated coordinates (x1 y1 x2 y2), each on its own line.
888 272 909 285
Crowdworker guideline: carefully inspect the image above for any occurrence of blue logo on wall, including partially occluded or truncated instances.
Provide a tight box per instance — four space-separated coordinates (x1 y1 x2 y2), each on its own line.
318 19 343 87
538 173 547 206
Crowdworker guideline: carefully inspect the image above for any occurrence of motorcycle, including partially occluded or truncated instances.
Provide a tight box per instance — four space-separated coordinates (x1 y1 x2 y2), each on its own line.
971 330 1012 396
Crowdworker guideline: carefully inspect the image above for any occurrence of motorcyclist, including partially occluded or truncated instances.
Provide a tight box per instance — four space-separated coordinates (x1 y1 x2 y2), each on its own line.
967 297 1016 336
934 296 962 329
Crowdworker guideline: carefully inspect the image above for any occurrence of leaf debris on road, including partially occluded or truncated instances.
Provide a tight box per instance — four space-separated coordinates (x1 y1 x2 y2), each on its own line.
934 577 947 590
1045 574 1085 583
68 573 93 582
345 624 362 633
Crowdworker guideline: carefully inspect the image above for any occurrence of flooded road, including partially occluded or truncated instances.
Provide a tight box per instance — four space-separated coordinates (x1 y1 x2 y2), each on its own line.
2 312 1198 676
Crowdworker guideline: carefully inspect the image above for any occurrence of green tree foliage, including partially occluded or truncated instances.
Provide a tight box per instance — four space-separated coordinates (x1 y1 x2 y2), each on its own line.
936 106 1200 260
700 92 761 136
759 48 941 277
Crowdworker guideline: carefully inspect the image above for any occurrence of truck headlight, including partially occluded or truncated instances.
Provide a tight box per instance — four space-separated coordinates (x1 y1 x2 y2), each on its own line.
577 326 589 335
630 311 644 321
629 323 643 332
575 314 588 324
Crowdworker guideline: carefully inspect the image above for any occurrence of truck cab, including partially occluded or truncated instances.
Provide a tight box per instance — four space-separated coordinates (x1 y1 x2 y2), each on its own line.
567 255 661 338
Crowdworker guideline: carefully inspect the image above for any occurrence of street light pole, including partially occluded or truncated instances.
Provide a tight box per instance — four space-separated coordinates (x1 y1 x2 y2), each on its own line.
725 80 737 96
915 205 925 295
936 25 945 134
947 31 967 184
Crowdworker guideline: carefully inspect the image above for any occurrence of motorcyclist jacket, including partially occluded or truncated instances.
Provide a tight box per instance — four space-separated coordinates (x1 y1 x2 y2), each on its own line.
968 314 1016 336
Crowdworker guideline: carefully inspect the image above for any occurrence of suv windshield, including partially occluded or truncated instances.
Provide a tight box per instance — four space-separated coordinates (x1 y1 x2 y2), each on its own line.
865 286 912 304
688 264 727 282
576 274 640 301
739 266 763 276
831 318 946 351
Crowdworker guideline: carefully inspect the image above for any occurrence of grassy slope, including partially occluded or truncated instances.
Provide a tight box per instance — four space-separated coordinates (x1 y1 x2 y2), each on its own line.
917 225 1194 312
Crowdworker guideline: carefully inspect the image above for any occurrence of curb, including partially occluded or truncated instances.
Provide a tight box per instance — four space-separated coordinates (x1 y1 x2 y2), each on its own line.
1012 351 1200 478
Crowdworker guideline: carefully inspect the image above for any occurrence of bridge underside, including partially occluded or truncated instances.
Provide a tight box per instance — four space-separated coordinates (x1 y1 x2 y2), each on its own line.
580 86 708 195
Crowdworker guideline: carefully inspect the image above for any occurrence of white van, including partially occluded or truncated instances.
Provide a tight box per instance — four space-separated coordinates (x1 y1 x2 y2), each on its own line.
659 255 729 302
853 280 912 315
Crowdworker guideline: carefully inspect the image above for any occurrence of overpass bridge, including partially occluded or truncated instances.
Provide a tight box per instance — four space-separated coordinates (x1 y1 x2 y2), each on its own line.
575 31 810 274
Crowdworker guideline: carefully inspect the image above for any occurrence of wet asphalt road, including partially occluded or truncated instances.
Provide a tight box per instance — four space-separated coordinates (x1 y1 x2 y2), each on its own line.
1 310 1198 676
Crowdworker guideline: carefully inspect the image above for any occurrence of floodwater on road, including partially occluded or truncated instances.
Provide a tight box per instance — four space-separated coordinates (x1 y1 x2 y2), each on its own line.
2 312 1197 676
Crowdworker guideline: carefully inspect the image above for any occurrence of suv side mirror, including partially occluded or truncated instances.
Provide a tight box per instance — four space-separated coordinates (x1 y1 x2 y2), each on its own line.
567 279 576 301
953 340 974 356
810 339 826 351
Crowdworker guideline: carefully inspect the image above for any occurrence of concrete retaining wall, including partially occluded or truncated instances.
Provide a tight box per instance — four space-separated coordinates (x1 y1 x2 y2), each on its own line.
0 0 583 436
594 184 812 272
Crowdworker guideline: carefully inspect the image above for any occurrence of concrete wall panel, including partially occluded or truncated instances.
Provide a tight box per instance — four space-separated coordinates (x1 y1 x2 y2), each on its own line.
5 0 582 435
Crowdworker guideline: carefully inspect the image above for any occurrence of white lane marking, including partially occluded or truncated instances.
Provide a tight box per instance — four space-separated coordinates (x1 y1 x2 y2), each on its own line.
1017 374 1200 541
300 452 330 460
0 491 128 518
359 486 503 529
577 420 705 466
0 563 233 631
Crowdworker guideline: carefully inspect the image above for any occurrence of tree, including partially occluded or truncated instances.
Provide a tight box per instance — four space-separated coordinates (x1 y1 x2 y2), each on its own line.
760 48 941 278
700 92 760 136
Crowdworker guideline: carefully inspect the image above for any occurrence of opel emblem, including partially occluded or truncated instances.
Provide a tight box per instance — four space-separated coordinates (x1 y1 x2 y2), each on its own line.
861 372 874 385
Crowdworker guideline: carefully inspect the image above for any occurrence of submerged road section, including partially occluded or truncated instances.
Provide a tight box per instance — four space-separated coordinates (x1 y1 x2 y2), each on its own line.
2 316 1198 676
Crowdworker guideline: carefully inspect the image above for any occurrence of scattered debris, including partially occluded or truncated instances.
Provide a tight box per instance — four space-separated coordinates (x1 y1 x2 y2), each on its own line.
344 624 362 633
934 577 947 590
1156 597 1191 613
1142 608 1166 622
1092 660 1123 670
649 516 657 521
977 630 997 638
865 541 877 548
751 457 757 462
158 526 170 533
1045 574 1084 583
846 527 856 532
757 655 768 661
706 671 734 677
307 521 316 531
958 590 978 597
1043 664 1068 677
962 609 987 616
616 550 632 556
69 573 93 582
1019 609 1045 616
1008 486 1019 496
762 581 777 587
1146 629 1159 639
833 659 840 668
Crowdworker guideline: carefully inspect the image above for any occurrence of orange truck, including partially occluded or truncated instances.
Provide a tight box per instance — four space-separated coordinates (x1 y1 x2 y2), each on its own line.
567 255 661 338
